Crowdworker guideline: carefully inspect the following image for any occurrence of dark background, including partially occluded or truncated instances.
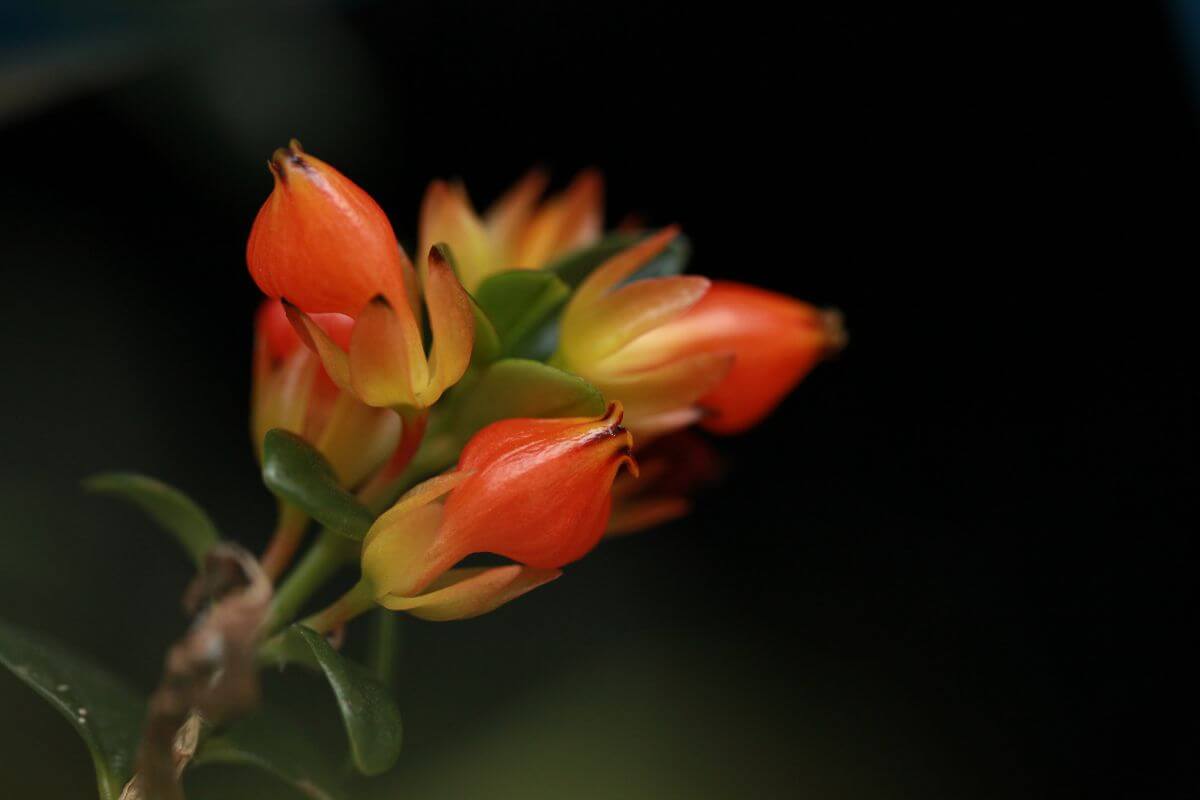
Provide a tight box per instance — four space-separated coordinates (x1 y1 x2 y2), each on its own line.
1 2 1195 798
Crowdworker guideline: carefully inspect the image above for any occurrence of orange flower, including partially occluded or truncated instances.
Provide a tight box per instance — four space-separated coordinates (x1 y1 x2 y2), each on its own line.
245 143 475 413
554 227 733 436
361 403 636 610
618 281 846 434
418 169 603 290
247 140 413 316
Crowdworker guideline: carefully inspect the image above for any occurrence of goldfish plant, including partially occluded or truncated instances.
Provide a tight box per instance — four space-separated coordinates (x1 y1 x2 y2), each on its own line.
0 140 843 799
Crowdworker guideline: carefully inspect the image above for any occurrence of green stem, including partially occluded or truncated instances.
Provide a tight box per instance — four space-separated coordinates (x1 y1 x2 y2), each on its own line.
301 579 377 635
263 531 357 635
366 609 403 689
259 503 310 581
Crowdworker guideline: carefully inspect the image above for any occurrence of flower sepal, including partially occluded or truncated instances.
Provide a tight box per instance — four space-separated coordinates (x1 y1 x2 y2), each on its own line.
375 565 561 622
282 245 476 412
546 229 692 288
553 227 731 436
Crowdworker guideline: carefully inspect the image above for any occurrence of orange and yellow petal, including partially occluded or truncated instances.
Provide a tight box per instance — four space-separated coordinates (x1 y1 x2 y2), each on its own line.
284 301 353 392
361 471 471 597
590 351 733 431
565 225 680 312
419 180 496 292
484 168 549 257
419 246 476 406
377 565 560 621
314 393 402 489
563 274 710 365
347 296 428 408
511 169 603 267
251 348 318 461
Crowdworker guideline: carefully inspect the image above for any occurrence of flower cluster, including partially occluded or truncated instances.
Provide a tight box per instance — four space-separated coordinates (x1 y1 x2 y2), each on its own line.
248 140 843 626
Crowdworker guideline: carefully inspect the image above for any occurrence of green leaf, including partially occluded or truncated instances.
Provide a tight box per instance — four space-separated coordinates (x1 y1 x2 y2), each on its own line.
194 709 347 800
547 231 692 288
84 472 219 566
473 270 570 359
0 618 145 800
288 625 403 776
262 430 375 541
452 358 607 441
468 296 502 367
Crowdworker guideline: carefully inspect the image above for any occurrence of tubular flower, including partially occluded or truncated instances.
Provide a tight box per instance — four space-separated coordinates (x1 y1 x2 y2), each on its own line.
418 168 603 291
554 227 733 436
246 143 476 412
247 139 414 316
615 281 847 434
360 403 636 617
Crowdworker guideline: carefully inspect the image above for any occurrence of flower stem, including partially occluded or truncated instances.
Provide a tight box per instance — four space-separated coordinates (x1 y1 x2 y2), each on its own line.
259 503 310 581
302 579 377 635
263 530 357 635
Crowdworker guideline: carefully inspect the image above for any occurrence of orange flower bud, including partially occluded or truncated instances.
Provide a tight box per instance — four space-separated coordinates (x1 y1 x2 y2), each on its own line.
247 140 411 316
362 403 636 603
620 281 846 434
418 180 496 292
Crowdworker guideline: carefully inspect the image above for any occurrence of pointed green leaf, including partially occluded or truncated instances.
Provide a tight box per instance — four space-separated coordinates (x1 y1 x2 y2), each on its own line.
473 270 571 359
194 708 347 800
0 618 145 800
452 358 607 440
262 430 375 541
547 231 692 288
84 472 219 566
288 625 403 776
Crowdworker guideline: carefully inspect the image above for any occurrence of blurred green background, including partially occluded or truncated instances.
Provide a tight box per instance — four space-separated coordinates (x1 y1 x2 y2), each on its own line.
1 2 1195 798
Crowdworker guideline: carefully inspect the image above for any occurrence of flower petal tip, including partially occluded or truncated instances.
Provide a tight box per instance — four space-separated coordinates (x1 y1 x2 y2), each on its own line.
593 402 639 478
821 308 848 356
428 243 452 270
268 141 309 182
